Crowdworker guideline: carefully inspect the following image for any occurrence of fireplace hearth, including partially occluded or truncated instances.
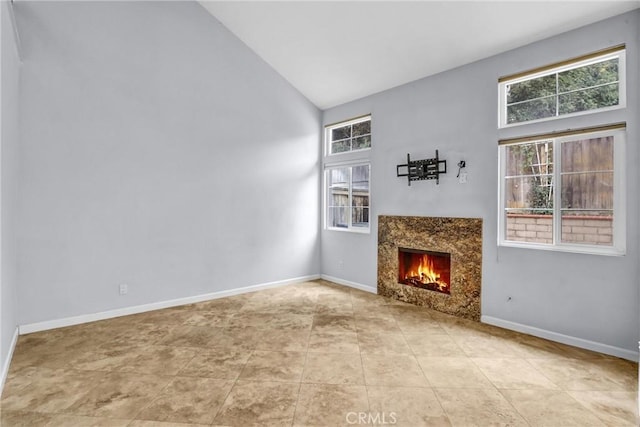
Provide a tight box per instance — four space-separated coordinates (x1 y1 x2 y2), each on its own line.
378 216 482 321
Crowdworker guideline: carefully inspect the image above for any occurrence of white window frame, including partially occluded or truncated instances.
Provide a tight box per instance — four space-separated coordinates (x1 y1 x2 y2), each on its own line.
499 48 626 128
323 115 372 233
325 115 372 156
324 162 371 233
498 128 626 256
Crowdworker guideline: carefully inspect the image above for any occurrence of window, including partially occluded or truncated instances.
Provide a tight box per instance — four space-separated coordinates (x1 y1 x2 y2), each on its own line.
499 46 625 127
324 115 371 232
498 127 625 255
326 164 370 231
326 115 371 155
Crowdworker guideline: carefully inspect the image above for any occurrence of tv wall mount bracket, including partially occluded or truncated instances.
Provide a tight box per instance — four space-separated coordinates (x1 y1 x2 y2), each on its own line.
396 150 447 185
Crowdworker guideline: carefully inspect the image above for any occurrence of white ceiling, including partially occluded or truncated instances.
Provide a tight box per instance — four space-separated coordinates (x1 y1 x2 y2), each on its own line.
200 1 640 110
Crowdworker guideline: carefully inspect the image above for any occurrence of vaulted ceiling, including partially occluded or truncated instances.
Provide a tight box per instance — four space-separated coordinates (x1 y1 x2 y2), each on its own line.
201 1 639 109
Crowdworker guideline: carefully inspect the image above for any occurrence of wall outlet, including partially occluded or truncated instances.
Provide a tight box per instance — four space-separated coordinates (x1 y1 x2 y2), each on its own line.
458 172 468 184
119 283 128 295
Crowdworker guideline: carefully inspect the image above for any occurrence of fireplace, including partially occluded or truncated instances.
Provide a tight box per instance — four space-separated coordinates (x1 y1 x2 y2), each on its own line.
398 248 451 294
378 216 482 321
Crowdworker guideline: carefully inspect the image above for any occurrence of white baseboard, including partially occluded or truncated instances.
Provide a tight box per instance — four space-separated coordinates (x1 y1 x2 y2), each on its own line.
320 274 376 294
0 327 19 398
19 274 320 335
482 315 638 362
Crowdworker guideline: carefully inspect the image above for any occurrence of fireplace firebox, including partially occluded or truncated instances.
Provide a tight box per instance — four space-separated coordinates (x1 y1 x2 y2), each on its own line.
398 248 451 295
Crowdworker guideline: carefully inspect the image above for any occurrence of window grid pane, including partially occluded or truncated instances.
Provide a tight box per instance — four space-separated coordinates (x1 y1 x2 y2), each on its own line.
559 136 614 247
507 74 556 104
561 210 613 246
326 164 370 231
558 83 619 115
328 117 371 155
507 97 557 124
504 141 554 239
506 211 553 244
504 139 554 245
557 58 618 92
501 52 623 126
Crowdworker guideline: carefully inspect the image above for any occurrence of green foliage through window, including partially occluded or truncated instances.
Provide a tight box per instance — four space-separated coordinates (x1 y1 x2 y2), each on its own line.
502 52 623 126
505 141 554 214
327 117 371 155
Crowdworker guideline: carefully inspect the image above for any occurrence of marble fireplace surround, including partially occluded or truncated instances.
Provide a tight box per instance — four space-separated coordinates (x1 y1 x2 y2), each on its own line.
377 215 482 321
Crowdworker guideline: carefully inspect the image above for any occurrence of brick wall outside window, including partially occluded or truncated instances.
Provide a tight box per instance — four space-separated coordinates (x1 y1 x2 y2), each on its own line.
506 214 612 245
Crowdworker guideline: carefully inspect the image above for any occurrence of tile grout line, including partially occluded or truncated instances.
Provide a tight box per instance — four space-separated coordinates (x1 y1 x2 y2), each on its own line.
209 353 252 426
112 324 201 424
289 333 309 427
352 290 373 417
210 296 257 426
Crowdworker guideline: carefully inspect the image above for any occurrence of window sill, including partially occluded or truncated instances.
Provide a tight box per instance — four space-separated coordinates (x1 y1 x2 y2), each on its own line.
498 240 625 257
326 226 370 234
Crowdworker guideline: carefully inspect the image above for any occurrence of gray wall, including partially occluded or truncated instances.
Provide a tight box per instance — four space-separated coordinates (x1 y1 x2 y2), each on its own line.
322 11 639 354
10 1 639 356
1 0 21 372
15 1 321 325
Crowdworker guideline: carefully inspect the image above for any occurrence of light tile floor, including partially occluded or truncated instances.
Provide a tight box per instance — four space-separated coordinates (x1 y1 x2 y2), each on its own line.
1 280 637 426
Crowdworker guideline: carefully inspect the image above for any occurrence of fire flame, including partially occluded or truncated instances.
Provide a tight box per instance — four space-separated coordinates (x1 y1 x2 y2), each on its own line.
405 254 448 291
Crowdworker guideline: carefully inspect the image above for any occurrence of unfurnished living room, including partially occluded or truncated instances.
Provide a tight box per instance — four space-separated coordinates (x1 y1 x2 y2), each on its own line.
0 0 639 426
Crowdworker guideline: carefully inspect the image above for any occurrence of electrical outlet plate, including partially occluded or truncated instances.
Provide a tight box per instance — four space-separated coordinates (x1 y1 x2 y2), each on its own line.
458 172 467 184
119 284 128 295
